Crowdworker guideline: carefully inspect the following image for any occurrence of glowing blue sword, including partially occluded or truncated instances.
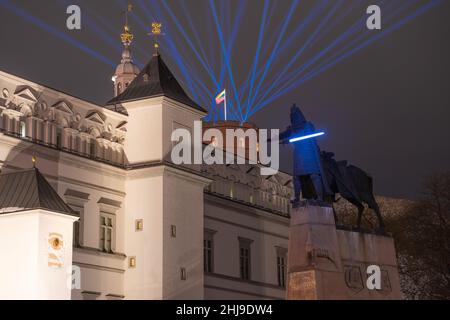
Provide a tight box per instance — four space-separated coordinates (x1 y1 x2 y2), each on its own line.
289 131 325 143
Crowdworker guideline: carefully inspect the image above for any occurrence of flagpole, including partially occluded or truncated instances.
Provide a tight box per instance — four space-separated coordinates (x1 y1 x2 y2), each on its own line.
224 90 227 121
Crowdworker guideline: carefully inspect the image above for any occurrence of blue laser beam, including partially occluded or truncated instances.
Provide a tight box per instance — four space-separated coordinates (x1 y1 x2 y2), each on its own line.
136 1 206 104
247 0 299 110
251 0 344 114
239 0 325 117
19 0 437 122
179 0 215 75
159 0 220 89
267 0 413 96
250 0 443 117
209 0 244 122
265 0 399 97
0 0 115 67
244 0 270 120
252 0 402 112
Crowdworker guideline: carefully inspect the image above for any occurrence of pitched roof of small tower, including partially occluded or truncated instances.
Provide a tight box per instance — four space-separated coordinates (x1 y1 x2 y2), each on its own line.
106 53 206 113
0 168 76 216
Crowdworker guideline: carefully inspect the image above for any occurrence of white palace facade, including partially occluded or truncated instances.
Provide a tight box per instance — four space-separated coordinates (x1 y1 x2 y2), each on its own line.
0 34 294 299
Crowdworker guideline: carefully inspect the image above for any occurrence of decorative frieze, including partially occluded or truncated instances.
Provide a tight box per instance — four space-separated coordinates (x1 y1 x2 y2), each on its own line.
0 82 128 165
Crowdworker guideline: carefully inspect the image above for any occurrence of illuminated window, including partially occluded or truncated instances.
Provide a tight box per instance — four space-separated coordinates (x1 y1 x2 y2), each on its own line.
204 229 216 273
90 139 96 157
56 128 62 148
135 219 144 231
70 205 83 247
65 189 89 248
128 257 136 268
276 247 288 287
100 213 115 253
20 121 26 138
239 237 253 281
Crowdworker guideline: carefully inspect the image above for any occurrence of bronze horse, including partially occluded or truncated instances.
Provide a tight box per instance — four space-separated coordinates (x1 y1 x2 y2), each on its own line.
320 151 385 231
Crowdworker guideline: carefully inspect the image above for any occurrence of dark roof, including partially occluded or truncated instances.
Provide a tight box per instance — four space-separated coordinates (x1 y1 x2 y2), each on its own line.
0 168 76 216
106 54 206 113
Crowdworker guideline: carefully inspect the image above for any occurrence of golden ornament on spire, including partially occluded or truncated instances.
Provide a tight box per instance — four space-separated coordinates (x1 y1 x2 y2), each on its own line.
32 155 37 168
151 22 162 35
149 22 165 54
120 3 134 46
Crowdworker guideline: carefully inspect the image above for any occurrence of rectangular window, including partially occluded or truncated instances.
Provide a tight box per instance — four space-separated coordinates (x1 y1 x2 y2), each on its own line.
39 121 45 142
72 209 81 247
11 118 16 134
239 237 253 281
56 128 62 149
100 213 115 253
20 121 26 138
69 204 83 247
204 229 216 273
33 119 38 140
90 140 96 158
276 247 288 287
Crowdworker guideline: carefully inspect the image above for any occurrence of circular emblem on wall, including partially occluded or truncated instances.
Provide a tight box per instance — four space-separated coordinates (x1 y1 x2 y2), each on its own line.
47 233 64 268
51 237 63 250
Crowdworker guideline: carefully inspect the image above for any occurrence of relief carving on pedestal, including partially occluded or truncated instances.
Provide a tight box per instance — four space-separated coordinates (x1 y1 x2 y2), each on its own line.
288 270 317 300
344 265 364 292
307 246 338 268
380 269 392 292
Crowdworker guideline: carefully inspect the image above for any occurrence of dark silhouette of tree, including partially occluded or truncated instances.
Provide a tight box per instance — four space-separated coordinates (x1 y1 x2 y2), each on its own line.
389 173 450 299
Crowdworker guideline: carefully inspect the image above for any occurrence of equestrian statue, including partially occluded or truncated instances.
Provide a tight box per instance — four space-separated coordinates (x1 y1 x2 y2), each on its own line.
279 104 385 231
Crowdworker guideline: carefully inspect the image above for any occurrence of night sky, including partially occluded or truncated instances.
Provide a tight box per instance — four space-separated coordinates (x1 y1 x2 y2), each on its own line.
0 0 449 200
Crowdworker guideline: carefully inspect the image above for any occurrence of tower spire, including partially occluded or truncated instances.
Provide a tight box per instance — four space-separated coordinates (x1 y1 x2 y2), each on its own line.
112 3 140 97
120 4 134 46
148 22 164 56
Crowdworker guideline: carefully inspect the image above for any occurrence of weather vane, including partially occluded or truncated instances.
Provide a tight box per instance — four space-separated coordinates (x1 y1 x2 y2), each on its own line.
120 3 134 46
149 22 165 54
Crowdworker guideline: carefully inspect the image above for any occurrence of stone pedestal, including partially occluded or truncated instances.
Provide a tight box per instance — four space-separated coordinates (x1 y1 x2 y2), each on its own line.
287 204 402 300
